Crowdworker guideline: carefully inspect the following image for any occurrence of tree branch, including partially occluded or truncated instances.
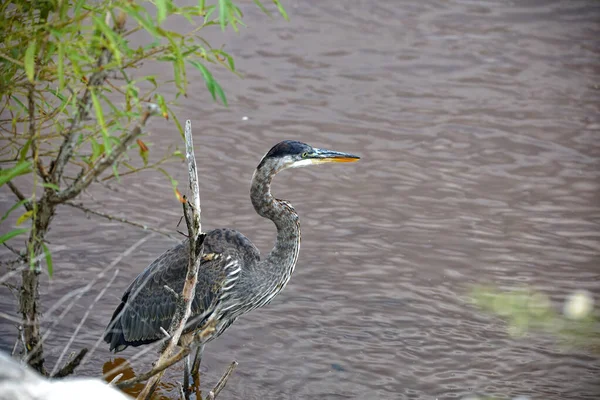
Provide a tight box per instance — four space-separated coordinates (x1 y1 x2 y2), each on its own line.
64 201 179 241
136 120 203 400
208 361 238 399
51 348 88 378
114 347 191 389
49 103 161 204
6 181 32 211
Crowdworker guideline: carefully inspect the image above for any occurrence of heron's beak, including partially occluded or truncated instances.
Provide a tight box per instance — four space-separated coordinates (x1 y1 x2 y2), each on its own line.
311 149 360 164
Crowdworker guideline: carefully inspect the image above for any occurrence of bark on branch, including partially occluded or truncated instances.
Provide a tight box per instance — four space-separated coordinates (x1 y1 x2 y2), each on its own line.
136 120 203 400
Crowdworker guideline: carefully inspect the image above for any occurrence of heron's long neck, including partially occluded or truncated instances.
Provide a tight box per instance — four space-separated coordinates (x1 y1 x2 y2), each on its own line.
249 167 300 308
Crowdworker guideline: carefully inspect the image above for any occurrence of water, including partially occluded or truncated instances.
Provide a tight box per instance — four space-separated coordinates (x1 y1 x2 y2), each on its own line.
1 0 599 399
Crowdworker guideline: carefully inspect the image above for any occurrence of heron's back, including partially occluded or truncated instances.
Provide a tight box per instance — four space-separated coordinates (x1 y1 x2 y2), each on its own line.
103 228 260 352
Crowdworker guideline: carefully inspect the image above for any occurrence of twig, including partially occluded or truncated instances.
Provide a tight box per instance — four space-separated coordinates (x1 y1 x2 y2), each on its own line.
163 284 179 299
65 201 178 241
50 268 120 376
50 103 162 204
160 327 170 338
115 347 191 389
136 119 203 400
11 325 22 356
109 373 124 385
52 348 88 378
177 382 186 400
6 181 32 211
209 361 238 399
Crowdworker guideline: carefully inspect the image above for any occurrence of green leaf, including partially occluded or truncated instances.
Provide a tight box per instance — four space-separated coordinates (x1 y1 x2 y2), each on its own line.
155 93 168 117
204 5 217 21
16 210 33 226
90 89 111 155
112 164 120 182
158 167 184 202
273 0 289 20
169 109 185 139
0 228 29 246
156 0 168 24
92 15 122 65
1 199 30 223
137 139 149 166
0 161 32 187
90 136 105 163
188 60 216 101
123 5 160 37
218 0 228 30
25 40 36 82
214 81 228 106
144 75 158 88
18 139 32 162
41 242 53 277
253 0 272 17
42 182 60 191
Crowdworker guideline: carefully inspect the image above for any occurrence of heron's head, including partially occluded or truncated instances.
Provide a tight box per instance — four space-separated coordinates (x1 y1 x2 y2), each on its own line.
257 140 360 172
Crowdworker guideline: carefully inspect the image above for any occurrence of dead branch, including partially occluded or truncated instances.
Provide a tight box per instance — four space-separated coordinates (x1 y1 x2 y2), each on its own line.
115 347 192 389
136 119 203 400
52 348 89 378
208 361 238 399
65 201 179 241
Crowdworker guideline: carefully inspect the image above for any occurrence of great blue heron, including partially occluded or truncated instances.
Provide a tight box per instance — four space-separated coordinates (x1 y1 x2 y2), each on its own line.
103 140 359 383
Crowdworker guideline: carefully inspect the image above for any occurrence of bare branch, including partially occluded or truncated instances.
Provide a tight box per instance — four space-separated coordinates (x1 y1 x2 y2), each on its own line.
6 181 32 211
49 104 161 204
136 120 203 399
109 373 124 386
64 201 178 241
209 361 238 399
11 325 22 356
115 347 191 389
52 348 88 378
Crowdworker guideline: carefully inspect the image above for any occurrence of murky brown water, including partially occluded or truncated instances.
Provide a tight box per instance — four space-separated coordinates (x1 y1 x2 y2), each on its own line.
2 0 600 399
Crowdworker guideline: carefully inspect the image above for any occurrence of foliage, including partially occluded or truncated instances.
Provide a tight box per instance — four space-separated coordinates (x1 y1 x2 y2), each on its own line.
0 0 287 375
0 0 286 270
472 286 599 354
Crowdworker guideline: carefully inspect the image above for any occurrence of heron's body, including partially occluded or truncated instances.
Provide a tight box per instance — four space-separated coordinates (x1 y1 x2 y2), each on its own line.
104 140 358 354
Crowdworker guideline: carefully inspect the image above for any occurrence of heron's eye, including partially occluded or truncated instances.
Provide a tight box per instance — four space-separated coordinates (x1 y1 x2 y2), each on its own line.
301 152 308 158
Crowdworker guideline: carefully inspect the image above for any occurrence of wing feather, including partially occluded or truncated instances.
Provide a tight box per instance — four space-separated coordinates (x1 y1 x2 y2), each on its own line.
104 228 259 351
